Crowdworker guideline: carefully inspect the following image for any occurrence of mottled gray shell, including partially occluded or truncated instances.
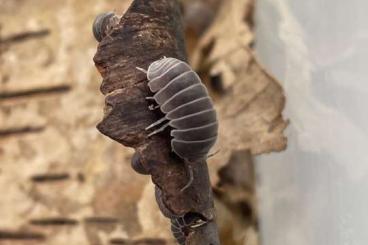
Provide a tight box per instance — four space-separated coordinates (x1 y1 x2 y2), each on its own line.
147 57 218 161
92 12 114 42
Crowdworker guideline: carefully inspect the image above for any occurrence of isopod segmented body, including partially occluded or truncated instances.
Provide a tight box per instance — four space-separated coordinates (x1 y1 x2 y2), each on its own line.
142 57 218 162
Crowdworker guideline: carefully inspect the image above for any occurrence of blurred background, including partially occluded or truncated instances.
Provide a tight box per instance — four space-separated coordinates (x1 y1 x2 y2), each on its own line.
7 0 367 245
256 0 368 245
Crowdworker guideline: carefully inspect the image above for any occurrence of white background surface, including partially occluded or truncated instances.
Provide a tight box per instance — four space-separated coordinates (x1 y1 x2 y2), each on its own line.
255 0 368 244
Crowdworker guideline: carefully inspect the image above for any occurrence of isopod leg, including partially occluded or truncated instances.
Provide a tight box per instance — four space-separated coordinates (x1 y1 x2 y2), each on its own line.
180 164 193 192
145 117 167 130
136 66 147 74
147 122 170 137
149 104 160 110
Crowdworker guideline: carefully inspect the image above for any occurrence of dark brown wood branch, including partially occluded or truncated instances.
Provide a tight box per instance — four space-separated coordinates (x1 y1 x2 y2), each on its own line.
93 0 220 244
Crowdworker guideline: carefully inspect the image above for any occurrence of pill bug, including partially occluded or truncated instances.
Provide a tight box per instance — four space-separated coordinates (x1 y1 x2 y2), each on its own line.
92 12 120 42
137 57 218 190
155 186 207 245
138 57 218 161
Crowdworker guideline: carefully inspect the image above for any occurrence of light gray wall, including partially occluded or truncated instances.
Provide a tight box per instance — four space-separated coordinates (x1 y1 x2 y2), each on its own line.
255 1 368 245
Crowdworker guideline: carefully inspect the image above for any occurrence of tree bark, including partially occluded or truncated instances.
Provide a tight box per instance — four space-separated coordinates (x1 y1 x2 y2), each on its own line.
93 0 220 244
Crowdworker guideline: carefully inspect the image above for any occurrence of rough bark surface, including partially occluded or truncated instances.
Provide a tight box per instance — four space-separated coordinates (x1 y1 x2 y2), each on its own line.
93 0 219 244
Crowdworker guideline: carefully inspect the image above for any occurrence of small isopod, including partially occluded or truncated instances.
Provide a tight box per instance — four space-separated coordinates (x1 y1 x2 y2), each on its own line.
137 57 218 190
155 186 208 245
92 12 120 42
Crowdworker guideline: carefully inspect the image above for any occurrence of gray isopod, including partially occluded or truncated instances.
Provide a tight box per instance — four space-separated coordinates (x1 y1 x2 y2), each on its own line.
136 57 218 190
138 57 218 160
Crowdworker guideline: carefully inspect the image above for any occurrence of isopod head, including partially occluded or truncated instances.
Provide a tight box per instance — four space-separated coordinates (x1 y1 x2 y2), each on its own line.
147 57 175 80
